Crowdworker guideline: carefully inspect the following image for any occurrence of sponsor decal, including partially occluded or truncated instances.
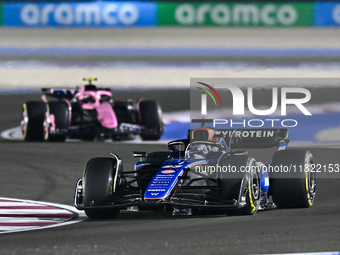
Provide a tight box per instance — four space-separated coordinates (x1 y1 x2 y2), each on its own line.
162 165 182 169
161 170 175 174
145 169 184 199
215 129 275 138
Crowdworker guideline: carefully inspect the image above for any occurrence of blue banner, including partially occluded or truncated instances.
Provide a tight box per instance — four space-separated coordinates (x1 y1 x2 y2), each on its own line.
3 1 156 27
315 2 340 26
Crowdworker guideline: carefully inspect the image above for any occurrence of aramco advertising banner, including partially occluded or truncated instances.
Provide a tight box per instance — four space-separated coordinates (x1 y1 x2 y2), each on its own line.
2 1 157 27
157 3 313 27
1 2 340 27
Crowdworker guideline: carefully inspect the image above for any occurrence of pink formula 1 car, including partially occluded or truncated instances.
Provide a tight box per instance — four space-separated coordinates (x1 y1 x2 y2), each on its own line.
21 78 163 142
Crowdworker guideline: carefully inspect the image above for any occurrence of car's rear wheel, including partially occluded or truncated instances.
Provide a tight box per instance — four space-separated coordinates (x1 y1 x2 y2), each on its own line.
44 101 69 142
21 101 46 141
139 100 163 141
269 150 316 208
83 157 121 219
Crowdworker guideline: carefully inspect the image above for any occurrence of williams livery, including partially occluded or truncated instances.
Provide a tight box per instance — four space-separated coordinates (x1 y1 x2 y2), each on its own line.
21 78 163 142
74 120 316 219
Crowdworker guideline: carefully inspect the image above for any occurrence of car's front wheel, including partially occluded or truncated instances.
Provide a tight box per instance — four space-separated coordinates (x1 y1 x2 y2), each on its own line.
83 157 121 219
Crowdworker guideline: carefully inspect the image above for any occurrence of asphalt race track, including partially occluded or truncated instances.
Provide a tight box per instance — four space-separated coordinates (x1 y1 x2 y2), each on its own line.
0 93 339 255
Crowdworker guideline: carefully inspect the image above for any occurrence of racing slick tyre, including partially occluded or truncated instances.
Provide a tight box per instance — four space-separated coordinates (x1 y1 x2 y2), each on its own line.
21 101 46 141
83 157 121 219
43 101 68 142
139 100 163 141
219 155 260 215
269 150 316 208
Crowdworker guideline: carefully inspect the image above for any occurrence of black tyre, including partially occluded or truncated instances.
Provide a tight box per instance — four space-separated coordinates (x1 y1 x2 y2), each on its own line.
83 157 121 219
269 150 316 208
139 100 163 141
21 101 46 141
220 155 260 215
44 101 69 142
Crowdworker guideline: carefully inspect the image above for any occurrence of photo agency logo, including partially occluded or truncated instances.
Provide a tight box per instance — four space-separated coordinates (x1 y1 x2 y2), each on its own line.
195 81 312 128
196 82 223 115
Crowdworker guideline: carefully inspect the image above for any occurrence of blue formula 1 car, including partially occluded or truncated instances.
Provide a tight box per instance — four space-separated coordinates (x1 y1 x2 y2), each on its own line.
74 120 316 219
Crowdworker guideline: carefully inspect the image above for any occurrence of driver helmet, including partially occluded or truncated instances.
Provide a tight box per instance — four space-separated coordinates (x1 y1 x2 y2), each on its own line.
191 144 209 159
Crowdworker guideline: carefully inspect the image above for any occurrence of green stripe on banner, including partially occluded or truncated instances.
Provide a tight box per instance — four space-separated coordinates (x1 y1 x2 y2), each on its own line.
158 2 313 27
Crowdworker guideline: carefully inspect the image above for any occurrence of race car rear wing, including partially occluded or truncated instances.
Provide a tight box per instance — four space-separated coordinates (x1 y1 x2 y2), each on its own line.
42 86 112 100
215 128 289 149
189 119 289 150
42 88 78 100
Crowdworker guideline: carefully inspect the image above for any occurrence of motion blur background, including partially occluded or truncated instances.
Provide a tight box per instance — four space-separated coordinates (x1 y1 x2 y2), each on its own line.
1 0 340 143
0 0 340 89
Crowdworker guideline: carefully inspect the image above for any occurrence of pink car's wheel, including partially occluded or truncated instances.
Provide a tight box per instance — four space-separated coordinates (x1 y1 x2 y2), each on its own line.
44 101 68 142
139 100 163 141
21 102 46 141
